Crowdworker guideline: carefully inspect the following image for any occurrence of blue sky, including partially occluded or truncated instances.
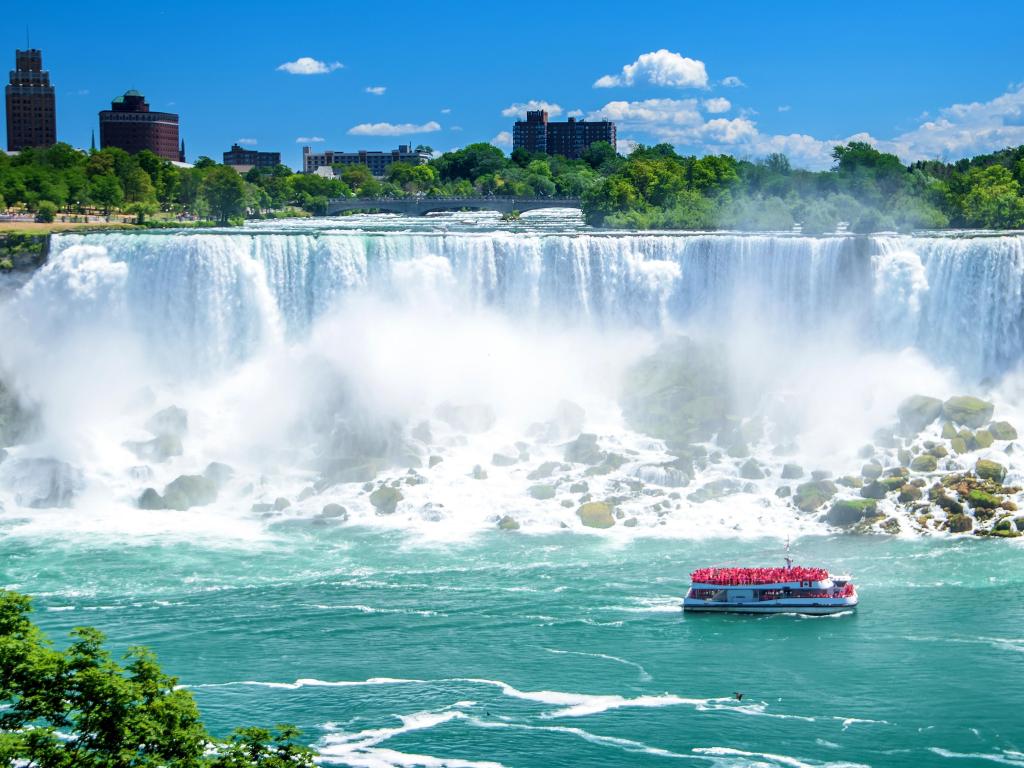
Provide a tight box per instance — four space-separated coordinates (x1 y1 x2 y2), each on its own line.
5 0 1024 169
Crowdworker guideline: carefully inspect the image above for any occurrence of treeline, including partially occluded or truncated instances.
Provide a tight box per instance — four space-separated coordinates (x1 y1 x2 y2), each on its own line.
4 139 1024 232
0 590 315 766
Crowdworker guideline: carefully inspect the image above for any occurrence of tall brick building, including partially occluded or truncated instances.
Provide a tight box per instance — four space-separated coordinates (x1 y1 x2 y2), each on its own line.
99 90 183 161
5 48 57 151
512 110 615 159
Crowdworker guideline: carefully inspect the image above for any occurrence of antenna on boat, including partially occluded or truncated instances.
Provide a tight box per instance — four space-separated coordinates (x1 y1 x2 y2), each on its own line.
784 536 793 570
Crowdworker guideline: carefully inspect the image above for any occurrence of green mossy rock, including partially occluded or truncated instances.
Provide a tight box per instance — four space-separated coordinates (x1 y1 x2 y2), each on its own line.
973 429 994 449
861 462 882 480
898 484 924 503
859 481 888 500
946 513 973 532
563 433 605 465
369 485 403 514
528 484 556 500
138 488 165 510
936 495 965 515
793 480 837 512
941 422 958 439
898 395 943 433
950 437 968 454
320 503 348 521
942 396 995 428
577 501 615 529
879 476 906 491
837 475 864 489
527 461 561 480
827 498 877 526
583 452 627 476
497 515 520 531
966 489 1002 509
988 421 1018 440
161 474 218 511
910 454 938 472
898 448 912 467
928 444 948 459
569 481 589 494
739 459 765 480
780 463 804 480
975 459 1007 483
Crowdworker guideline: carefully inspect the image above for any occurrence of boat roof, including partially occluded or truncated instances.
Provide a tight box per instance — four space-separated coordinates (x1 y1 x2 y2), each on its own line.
690 566 829 586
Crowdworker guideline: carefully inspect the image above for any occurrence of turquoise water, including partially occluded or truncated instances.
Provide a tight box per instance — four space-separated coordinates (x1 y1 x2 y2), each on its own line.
5 530 1022 767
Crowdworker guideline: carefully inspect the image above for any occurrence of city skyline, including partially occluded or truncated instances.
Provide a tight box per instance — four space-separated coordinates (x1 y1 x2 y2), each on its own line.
4 0 1024 169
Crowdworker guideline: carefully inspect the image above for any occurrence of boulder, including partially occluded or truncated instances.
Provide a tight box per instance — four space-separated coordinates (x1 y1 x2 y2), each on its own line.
527 461 562 480
138 487 165 510
273 497 291 511
935 495 964 516
528 484 556 500
435 402 496 433
973 429 994 449
738 458 765 480
551 400 586 438
793 480 837 512
949 437 968 455
563 433 605 465
898 395 943 433
623 517 639 528
203 462 234 488
780 463 804 480
369 486 403 514
966 489 1002 509
775 485 791 498
988 421 1018 440
837 475 864 488
898 484 923 503
145 406 188 438
161 474 218 511
941 422 958 439
0 379 35 447
859 481 888 500
124 434 183 463
898 448 912 467
811 470 833 481
0 458 83 508
861 462 883 481
411 421 433 443
946 513 973 533
942 396 994 428
928 444 948 459
577 501 615 529
492 452 518 467
569 481 589 494
688 478 742 503
910 454 938 472
584 452 627 477
471 465 488 480
320 503 348 521
827 499 877 526
975 459 1006 483
497 515 520 531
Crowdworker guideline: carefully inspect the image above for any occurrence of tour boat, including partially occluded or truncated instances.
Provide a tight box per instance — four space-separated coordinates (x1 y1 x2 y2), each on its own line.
683 558 858 615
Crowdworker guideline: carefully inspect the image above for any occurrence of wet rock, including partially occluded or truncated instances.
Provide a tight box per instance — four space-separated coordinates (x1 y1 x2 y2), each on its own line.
935 495 964 516
319 458 382 486
203 462 234 488
527 461 562 480
551 400 586 438
0 458 83 508
966 489 1002 509
898 484 924 503
837 475 863 488
145 405 188 438
528 484 556 500
435 402 496 433
780 463 804 480
320 503 348 521
561 499 574 508
775 485 791 498
898 395 943 433
811 470 833 481
975 459 1006 483
492 452 519 467
973 429 994 449
273 497 291 511
942 396 994 428
739 458 765 480
0 379 35 447
623 517 639 528
949 437 968 455
369 485 403 514
858 444 876 459
688 478 742 503
898 448 912 467
910 454 938 472
497 515 520 531
988 421 1018 440
880 517 901 535
569 481 589 494
793 480 837 512
428 455 443 468
946 513 973 532
411 421 433 443
828 498 877 526
584 453 627 476
471 465 488 480
124 434 183 463
577 501 615 529
861 462 883 481
859 481 889 500
162 474 218 511
928 444 948 459
941 422 958 439
298 486 317 502
251 502 274 513
563 433 605 465
0 448 7 464
138 487 165 510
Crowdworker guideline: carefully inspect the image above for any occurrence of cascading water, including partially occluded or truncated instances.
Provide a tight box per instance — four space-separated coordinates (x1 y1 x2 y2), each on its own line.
1 215 1023 540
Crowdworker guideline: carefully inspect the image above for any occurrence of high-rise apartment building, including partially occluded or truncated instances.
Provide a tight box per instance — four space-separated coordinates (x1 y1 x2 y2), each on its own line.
512 110 616 159
5 48 57 151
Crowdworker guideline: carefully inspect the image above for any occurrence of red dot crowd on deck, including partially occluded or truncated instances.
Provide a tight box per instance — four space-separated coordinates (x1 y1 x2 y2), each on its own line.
690 566 830 585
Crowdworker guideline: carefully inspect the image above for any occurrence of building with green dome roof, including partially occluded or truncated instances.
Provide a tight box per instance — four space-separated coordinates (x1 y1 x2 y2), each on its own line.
98 89 184 161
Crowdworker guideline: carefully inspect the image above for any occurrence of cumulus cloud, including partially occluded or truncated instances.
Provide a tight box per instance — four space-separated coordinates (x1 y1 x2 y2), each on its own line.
567 109 584 118
595 49 708 89
348 121 442 136
365 86 386 95
501 100 563 118
295 136 325 143
721 76 744 87
703 97 731 114
440 108 452 114
236 138 258 146
778 105 791 112
277 57 343 75
617 138 639 156
589 98 703 128
491 131 513 147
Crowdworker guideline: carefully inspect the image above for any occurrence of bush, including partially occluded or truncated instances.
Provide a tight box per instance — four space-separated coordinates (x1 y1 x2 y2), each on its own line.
34 200 58 222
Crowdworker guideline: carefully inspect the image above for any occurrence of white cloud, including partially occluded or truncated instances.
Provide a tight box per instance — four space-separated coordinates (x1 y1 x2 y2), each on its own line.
617 138 639 156
721 76 744 87
501 100 563 118
440 108 452 114
589 99 703 128
703 97 731 114
237 138 258 146
277 57 343 75
567 109 584 118
450 125 463 131
595 50 708 89
348 121 441 136
295 136 325 143
365 86 386 95
778 105 791 112
491 131 513 147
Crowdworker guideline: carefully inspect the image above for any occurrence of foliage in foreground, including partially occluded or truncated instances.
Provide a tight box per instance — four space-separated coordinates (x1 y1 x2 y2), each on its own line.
0 590 315 767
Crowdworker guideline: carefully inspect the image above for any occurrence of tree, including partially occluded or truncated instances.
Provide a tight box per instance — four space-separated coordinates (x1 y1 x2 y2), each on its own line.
959 165 1024 228
88 173 124 214
199 166 246 225
34 200 57 222
581 141 617 170
0 590 316 767
194 156 217 170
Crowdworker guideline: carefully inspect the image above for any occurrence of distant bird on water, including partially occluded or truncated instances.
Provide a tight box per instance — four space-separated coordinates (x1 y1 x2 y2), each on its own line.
733 692 744 700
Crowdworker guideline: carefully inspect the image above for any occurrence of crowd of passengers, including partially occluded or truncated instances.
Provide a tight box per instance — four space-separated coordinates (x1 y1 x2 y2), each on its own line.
689 566 829 585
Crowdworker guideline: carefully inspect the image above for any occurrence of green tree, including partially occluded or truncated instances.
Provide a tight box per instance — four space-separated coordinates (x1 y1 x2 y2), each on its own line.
34 200 58 222
959 165 1024 228
88 173 124 214
199 166 247 225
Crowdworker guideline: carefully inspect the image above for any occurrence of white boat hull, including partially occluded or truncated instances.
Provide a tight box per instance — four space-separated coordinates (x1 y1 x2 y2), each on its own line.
684 598 857 615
